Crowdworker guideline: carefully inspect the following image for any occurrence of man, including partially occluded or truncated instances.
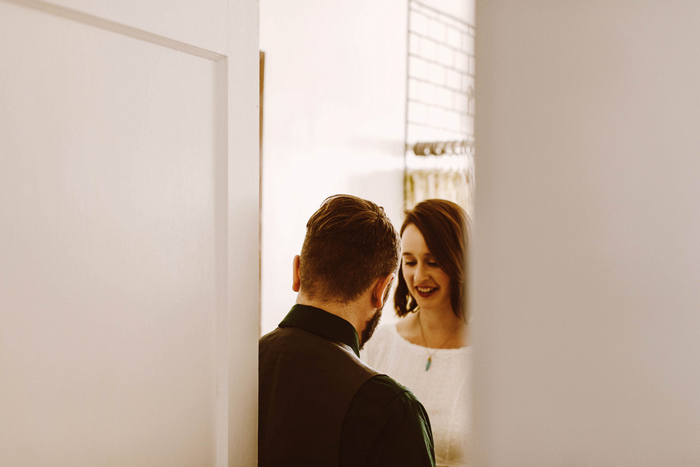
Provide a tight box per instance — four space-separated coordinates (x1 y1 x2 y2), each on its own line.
259 194 435 466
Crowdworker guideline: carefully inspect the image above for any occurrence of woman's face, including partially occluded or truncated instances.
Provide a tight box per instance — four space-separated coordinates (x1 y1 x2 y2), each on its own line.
401 223 452 313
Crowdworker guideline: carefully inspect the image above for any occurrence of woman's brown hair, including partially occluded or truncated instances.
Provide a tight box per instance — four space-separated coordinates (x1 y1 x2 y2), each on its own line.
394 199 470 320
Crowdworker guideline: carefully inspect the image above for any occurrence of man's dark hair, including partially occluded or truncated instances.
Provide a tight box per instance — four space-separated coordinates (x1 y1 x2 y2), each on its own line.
299 194 400 303
395 199 471 320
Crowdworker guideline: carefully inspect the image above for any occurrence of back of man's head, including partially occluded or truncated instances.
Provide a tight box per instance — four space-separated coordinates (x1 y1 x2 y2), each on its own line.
299 195 400 303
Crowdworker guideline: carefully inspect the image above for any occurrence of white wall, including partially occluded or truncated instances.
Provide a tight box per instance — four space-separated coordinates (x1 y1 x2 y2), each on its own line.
259 0 408 334
474 2 700 466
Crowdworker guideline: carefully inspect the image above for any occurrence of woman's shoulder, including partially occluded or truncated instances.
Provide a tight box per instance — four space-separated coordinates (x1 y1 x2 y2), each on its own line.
361 322 400 362
366 321 398 346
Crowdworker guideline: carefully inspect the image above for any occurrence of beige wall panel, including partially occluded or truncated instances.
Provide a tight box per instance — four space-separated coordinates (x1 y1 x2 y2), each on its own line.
474 2 700 466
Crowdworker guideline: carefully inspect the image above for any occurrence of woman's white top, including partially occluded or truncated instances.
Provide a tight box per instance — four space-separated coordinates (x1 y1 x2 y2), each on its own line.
361 322 471 467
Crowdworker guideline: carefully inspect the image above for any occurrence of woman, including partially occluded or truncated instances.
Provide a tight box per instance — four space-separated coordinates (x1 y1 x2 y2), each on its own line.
362 199 471 467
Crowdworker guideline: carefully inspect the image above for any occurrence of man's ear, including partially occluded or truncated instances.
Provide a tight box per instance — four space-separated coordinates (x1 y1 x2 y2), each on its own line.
292 255 301 292
371 273 395 309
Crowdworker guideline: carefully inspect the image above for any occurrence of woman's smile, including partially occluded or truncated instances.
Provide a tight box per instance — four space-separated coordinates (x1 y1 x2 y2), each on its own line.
415 285 439 298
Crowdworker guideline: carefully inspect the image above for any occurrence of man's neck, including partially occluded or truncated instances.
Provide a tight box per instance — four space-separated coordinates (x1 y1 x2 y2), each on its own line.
296 293 367 338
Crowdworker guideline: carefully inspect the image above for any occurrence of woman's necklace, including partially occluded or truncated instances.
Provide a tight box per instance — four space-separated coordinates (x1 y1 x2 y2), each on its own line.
417 310 462 371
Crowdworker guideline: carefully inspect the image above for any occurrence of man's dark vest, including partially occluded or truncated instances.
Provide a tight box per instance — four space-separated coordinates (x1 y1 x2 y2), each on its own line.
259 326 380 466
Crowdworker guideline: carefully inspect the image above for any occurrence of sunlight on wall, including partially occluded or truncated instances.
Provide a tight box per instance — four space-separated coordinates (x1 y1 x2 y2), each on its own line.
259 0 407 334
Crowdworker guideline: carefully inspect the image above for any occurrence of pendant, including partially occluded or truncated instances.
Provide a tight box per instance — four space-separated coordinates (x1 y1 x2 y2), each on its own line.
425 357 432 371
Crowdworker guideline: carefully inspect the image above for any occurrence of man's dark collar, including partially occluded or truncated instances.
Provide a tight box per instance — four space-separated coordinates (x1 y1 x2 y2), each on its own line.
279 304 361 357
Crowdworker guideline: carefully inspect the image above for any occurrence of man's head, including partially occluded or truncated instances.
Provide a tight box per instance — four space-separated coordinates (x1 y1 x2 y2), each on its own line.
294 195 400 347
297 194 400 303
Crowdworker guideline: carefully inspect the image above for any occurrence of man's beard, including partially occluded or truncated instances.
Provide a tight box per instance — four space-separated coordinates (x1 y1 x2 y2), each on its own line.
359 284 391 350
359 308 382 351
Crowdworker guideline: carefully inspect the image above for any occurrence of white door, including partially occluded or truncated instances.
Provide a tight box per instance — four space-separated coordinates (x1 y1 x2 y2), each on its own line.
0 1 259 465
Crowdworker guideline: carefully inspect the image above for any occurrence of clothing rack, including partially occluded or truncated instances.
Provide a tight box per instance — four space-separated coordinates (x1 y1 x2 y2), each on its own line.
403 0 475 212
408 139 474 156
